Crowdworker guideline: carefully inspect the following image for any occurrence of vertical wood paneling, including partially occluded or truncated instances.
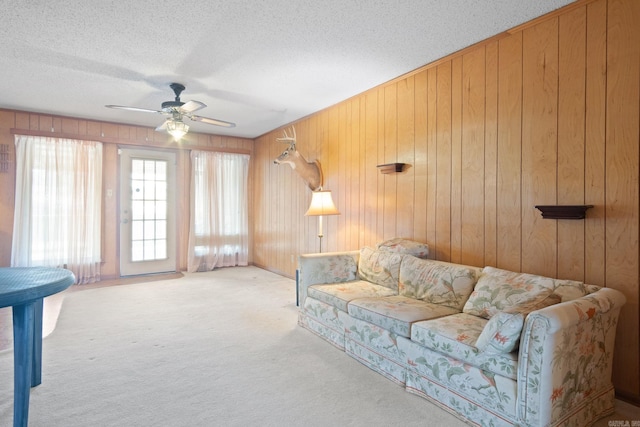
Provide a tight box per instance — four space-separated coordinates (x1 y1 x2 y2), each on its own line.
326 106 340 253
337 103 348 251
484 41 499 267
435 62 452 261
426 69 438 252
383 83 398 240
37 115 50 132
175 149 190 271
350 98 361 249
364 92 379 247
306 115 318 252
15 112 28 129
521 18 558 278
0 111 16 266
414 70 429 242
377 88 386 241
275 129 286 271
496 33 523 272
61 118 80 134
450 57 463 264
268 132 277 264
462 48 486 267
358 98 367 247
252 135 265 265
558 7 587 280
293 121 305 266
397 77 415 240
584 0 607 287
52 117 62 133
606 0 640 396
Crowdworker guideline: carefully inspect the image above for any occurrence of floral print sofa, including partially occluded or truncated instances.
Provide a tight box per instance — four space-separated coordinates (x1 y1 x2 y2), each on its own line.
297 239 626 427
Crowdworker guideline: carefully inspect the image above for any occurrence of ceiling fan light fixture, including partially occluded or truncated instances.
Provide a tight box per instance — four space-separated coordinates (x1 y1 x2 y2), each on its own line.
166 119 189 140
105 83 235 135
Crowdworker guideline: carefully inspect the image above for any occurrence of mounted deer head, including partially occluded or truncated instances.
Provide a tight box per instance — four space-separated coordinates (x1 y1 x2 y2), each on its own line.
273 126 323 191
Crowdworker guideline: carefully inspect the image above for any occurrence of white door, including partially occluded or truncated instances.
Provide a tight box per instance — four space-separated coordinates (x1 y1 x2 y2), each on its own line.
119 148 177 276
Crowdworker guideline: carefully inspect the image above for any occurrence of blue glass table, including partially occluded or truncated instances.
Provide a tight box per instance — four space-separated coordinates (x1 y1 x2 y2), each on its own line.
0 267 75 427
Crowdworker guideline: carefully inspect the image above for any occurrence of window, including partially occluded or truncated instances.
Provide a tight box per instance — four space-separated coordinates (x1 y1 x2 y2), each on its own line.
12 135 103 284
188 151 249 272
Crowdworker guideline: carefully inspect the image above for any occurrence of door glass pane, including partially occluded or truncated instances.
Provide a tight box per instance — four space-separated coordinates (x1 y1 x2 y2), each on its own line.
129 158 169 262
144 160 156 180
156 182 167 200
132 221 144 240
144 201 156 220
132 201 144 220
144 181 155 199
131 181 144 199
156 201 167 220
155 161 167 180
156 220 167 239
131 159 144 180
144 240 155 260
131 241 144 262
156 240 167 259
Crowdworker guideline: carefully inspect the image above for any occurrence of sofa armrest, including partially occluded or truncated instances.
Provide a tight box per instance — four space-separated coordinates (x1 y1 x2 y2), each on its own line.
517 287 626 426
297 251 360 307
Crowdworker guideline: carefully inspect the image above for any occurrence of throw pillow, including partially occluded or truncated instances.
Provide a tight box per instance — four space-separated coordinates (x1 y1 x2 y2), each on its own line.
482 266 600 302
358 247 403 291
399 255 479 310
376 238 429 259
463 268 556 319
475 293 561 354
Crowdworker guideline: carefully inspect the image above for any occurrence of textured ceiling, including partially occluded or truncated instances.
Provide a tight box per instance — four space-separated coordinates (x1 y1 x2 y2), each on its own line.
0 0 574 139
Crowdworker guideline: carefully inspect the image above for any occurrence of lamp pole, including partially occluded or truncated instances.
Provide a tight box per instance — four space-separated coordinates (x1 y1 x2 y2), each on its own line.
318 215 323 253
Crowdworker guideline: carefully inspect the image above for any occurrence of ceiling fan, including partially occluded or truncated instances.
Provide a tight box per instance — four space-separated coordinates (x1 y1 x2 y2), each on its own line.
106 83 235 140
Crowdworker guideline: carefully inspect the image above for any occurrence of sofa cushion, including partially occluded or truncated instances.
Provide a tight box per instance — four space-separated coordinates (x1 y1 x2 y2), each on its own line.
347 295 460 337
399 256 480 311
481 266 600 302
376 238 429 259
358 247 403 290
475 293 561 354
463 268 558 319
307 280 397 312
411 313 519 380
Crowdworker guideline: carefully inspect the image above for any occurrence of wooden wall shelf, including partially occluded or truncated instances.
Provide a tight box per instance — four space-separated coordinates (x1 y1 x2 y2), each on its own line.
377 163 406 174
535 205 594 220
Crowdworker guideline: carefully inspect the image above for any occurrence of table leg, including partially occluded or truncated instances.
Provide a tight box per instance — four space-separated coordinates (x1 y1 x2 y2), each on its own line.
12 301 35 427
32 298 43 386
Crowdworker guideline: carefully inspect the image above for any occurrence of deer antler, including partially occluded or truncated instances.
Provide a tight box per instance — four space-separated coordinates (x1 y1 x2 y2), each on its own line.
276 126 297 148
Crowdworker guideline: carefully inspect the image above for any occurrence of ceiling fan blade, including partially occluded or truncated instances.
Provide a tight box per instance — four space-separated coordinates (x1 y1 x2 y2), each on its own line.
190 115 236 128
155 120 169 131
179 100 206 114
106 105 163 114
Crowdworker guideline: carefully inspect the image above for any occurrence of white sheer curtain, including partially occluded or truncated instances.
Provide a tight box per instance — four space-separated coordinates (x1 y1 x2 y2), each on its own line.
12 135 103 284
188 150 249 272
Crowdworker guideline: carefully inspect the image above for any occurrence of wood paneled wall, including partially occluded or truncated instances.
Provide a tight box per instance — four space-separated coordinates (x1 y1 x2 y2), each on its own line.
252 0 640 400
0 109 253 278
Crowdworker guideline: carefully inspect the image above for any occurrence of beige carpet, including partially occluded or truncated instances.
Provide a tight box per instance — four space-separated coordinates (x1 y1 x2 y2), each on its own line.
0 266 637 426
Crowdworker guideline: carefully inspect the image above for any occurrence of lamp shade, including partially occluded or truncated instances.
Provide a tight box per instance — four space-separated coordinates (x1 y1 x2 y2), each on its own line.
305 190 340 216
166 119 189 140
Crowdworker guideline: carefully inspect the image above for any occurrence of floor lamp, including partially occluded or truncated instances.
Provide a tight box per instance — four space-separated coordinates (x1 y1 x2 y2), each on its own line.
305 190 340 253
